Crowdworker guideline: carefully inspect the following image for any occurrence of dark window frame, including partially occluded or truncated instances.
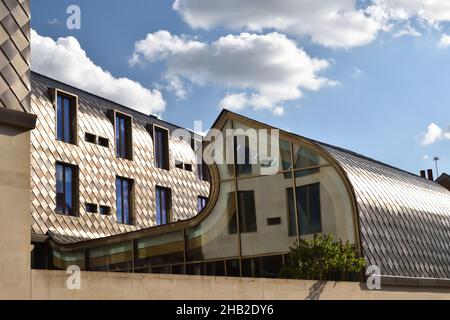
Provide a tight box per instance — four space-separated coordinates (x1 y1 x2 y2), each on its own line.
55 162 78 217
116 176 134 225
156 186 172 226
55 90 78 145
153 125 170 170
115 112 133 160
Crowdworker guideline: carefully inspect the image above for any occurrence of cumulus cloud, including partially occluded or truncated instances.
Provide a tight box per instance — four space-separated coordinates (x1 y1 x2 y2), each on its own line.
173 0 450 48
419 123 450 145
31 30 166 115
173 0 381 49
131 31 335 115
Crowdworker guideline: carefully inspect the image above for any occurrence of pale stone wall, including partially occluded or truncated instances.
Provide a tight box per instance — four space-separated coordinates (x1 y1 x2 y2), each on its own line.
0 125 31 300
31 270 450 300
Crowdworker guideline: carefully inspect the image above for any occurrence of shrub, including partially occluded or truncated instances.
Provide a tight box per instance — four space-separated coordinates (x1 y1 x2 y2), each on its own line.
279 234 365 281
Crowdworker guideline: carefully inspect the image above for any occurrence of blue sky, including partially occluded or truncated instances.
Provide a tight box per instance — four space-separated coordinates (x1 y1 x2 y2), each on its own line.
31 0 450 176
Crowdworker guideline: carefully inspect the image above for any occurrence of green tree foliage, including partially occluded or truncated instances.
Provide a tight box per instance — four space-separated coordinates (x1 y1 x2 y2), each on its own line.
279 234 366 281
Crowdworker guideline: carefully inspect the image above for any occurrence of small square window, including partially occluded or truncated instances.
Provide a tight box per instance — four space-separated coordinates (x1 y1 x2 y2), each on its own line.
184 163 193 172
85 203 98 213
85 133 97 144
267 217 281 226
98 136 109 148
175 160 184 169
99 205 111 216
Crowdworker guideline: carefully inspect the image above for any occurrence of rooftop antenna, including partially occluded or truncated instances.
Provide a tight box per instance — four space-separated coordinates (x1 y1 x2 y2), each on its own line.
433 156 440 177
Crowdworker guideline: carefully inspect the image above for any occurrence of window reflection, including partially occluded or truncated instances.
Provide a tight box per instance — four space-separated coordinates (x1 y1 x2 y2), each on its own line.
186 182 239 261
89 242 132 272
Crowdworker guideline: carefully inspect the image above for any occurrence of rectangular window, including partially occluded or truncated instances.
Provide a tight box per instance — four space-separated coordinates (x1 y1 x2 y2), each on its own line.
297 183 322 235
154 126 169 170
116 177 133 225
115 113 132 160
237 191 257 233
234 136 252 176
197 196 208 212
56 93 77 144
56 163 78 216
156 186 171 226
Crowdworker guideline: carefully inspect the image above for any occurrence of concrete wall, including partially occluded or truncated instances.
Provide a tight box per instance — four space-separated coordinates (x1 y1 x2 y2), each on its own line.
31 270 450 300
0 125 31 300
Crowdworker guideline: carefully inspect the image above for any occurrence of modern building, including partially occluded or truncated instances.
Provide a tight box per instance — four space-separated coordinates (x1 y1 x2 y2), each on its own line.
2 0 450 300
28 70 450 283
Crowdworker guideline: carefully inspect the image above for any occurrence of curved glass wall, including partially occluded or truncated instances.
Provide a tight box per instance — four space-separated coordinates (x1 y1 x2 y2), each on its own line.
50 118 356 279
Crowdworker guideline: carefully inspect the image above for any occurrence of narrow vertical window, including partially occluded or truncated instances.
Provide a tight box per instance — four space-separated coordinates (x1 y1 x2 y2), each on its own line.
154 126 169 170
115 113 132 160
55 163 78 216
296 183 322 236
156 186 171 225
237 191 257 233
116 177 133 225
197 196 208 212
235 136 252 176
56 93 76 144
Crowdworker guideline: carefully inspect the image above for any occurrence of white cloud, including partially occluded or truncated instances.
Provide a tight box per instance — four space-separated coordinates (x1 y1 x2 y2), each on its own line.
373 0 450 25
173 0 381 49
173 0 450 48
439 34 450 48
419 123 450 145
31 30 166 115
393 24 422 38
131 31 335 115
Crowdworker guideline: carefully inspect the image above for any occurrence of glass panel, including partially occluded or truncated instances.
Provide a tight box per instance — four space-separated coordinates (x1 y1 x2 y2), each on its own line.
186 263 204 276
56 164 64 214
64 165 73 216
56 95 63 141
242 255 283 278
89 242 133 272
286 188 296 237
135 231 184 272
120 117 126 158
171 265 185 275
294 166 355 243
226 259 240 277
233 121 291 177
123 179 130 224
197 196 207 212
186 181 239 261
238 173 297 257
156 187 170 225
237 191 257 233
204 261 225 276
115 115 120 157
63 97 71 143
116 178 123 223
211 120 234 180
53 250 85 270
293 143 328 169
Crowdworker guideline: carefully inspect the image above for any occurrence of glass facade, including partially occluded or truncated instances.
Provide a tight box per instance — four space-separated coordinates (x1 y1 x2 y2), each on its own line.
50 117 356 279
